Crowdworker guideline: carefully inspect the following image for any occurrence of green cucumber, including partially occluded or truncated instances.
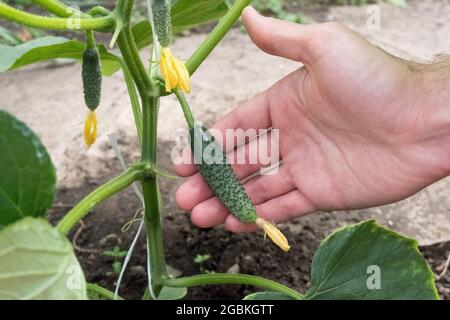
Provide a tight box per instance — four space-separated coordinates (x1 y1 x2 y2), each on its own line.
152 0 172 48
189 125 257 223
177 91 290 251
82 46 102 110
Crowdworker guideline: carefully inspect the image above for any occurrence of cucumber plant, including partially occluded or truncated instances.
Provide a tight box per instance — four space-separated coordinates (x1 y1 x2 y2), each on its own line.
0 0 439 300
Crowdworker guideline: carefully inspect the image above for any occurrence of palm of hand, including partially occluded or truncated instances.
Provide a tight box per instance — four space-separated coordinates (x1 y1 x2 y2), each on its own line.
175 12 445 232
270 40 430 214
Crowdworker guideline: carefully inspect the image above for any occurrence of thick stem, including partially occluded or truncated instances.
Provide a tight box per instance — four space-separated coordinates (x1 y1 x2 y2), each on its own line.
32 0 75 18
186 0 251 75
116 0 166 296
57 164 147 236
163 274 304 300
117 28 155 98
141 96 167 296
0 2 114 31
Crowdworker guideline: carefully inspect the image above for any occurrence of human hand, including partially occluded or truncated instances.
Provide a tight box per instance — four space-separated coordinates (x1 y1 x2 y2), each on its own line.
174 6 450 232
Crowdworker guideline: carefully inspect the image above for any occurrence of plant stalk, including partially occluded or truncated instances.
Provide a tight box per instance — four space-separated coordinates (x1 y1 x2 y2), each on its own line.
32 0 75 18
122 61 143 143
174 90 195 128
0 2 114 31
57 164 147 236
186 0 251 75
116 0 166 297
141 95 166 296
163 273 305 300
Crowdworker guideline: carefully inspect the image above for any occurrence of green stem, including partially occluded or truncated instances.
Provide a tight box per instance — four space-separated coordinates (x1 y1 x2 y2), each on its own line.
122 61 143 143
125 26 155 95
141 97 167 296
0 2 115 31
88 6 110 17
163 273 305 300
174 90 195 128
115 0 166 296
117 28 155 98
85 30 96 49
57 164 147 236
31 0 75 18
86 283 123 300
186 0 251 75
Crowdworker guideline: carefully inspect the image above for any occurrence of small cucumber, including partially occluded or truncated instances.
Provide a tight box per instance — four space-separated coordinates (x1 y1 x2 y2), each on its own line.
152 0 172 48
190 126 258 223
82 47 102 110
177 91 290 251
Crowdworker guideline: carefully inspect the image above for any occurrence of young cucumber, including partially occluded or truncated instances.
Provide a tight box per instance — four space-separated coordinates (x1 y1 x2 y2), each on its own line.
190 126 257 223
81 32 102 147
189 125 290 252
152 0 172 48
82 46 102 110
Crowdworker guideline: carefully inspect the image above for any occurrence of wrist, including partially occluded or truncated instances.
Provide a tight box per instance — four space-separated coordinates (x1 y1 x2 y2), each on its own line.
408 58 450 177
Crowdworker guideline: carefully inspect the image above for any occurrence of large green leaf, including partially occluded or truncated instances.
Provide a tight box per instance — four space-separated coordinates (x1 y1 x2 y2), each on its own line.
133 0 229 49
0 36 121 76
0 111 56 228
243 291 296 300
305 220 438 300
0 217 87 299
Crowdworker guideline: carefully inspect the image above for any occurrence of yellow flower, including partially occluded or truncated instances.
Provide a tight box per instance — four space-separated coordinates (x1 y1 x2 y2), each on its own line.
160 47 190 93
84 110 97 147
256 218 291 252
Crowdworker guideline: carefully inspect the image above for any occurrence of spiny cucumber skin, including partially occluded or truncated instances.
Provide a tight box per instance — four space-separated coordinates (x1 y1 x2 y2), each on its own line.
152 0 172 48
190 126 257 224
82 47 102 110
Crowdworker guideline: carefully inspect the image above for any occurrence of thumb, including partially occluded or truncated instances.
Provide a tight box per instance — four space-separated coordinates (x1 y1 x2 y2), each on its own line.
242 6 316 63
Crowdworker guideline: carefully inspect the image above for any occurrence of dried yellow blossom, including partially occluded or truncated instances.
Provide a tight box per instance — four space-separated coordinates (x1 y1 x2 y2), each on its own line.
160 47 190 93
84 110 97 147
256 218 291 252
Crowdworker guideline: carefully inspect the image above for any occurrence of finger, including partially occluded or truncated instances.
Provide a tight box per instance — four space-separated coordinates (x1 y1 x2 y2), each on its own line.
175 173 213 211
173 146 196 177
212 91 272 147
229 129 280 180
188 163 289 228
173 92 272 177
224 190 316 232
191 197 228 228
242 6 317 63
244 165 294 205
175 130 281 211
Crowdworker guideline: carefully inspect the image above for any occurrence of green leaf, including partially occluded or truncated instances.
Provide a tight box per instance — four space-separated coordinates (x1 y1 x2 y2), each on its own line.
133 0 229 49
0 36 121 76
0 217 87 299
171 0 229 29
243 291 296 300
0 111 56 227
157 286 188 300
305 220 439 300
